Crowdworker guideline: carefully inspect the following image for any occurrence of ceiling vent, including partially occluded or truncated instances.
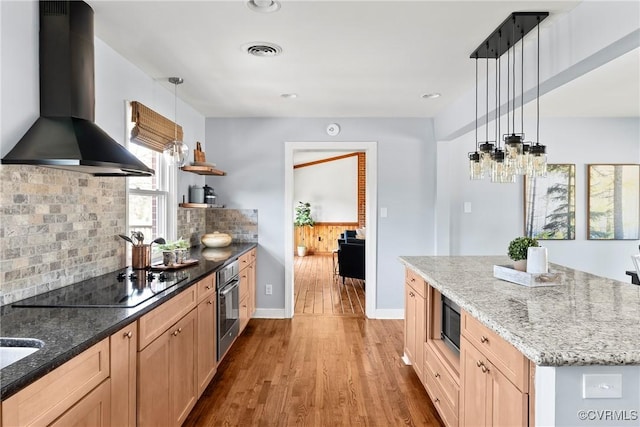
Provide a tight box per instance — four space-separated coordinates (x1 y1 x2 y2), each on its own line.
244 42 282 57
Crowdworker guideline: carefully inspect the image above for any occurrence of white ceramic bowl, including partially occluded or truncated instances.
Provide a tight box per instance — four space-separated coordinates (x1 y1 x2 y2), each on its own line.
201 232 232 248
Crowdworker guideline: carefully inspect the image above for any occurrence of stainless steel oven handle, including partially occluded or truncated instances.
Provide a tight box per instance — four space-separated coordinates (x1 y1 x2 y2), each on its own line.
219 279 239 297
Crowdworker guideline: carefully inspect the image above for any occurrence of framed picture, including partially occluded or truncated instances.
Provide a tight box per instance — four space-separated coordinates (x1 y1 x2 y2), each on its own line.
524 164 576 240
588 164 640 240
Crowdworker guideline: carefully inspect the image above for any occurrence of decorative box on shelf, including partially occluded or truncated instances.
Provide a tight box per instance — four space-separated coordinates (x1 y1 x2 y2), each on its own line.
493 265 562 287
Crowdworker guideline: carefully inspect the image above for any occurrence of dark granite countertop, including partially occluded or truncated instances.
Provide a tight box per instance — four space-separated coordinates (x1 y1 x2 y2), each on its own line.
0 243 256 400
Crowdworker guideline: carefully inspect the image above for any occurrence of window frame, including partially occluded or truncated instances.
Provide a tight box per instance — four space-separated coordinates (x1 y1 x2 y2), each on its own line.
124 100 178 261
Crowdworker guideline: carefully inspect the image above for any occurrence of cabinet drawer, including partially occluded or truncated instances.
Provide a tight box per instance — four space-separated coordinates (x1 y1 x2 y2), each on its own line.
239 271 249 301
138 287 197 350
461 311 529 391
196 273 216 303
2 339 109 427
424 372 458 427
405 268 426 297
424 348 459 412
239 250 254 271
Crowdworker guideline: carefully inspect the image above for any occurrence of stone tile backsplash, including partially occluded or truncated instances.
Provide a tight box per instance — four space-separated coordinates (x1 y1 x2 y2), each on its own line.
0 165 126 305
0 164 259 306
205 209 258 243
177 207 206 247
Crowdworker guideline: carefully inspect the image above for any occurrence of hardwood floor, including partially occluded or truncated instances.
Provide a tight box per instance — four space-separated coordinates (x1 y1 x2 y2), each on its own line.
184 317 444 426
294 255 365 316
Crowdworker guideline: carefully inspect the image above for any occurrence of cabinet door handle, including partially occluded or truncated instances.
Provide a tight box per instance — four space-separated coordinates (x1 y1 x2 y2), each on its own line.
123 331 133 339
480 336 488 343
208 300 213 305
481 364 489 374
205 285 211 290
434 372 440 378
434 398 440 403
173 330 179 336
476 360 483 367
409 292 415 297
410 278 415 282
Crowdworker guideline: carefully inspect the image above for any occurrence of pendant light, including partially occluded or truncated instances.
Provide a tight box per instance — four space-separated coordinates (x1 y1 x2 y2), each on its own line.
163 77 188 167
528 18 547 177
467 12 548 183
469 56 483 180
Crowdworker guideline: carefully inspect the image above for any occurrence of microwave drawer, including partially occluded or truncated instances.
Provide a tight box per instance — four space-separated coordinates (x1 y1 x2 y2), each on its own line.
461 310 529 392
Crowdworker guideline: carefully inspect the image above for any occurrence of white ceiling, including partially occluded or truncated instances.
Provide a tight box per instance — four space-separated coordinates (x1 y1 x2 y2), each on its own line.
88 1 636 119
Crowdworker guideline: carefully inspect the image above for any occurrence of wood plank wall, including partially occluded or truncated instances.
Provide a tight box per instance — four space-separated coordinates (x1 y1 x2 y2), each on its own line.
294 222 359 255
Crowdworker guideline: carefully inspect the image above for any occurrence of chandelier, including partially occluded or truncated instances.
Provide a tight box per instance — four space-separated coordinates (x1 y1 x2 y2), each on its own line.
468 12 549 182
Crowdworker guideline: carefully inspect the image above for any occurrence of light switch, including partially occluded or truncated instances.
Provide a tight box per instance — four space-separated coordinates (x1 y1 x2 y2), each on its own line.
582 374 622 399
463 202 472 213
380 207 388 218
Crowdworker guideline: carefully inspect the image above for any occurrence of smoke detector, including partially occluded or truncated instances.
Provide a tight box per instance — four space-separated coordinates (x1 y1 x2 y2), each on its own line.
247 0 280 13
244 42 282 57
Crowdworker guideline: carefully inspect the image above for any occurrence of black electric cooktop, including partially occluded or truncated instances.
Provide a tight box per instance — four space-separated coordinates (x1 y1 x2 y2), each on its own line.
12 269 189 308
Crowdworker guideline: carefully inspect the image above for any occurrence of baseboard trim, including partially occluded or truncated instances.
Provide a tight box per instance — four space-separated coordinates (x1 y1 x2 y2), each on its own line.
372 309 404 319
253 308 287 318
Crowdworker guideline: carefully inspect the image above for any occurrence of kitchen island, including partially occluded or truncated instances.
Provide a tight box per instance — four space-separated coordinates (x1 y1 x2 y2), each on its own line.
400 256 640 427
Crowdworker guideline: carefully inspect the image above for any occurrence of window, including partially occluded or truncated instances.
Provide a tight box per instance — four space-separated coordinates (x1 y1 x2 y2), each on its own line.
126 102 177 253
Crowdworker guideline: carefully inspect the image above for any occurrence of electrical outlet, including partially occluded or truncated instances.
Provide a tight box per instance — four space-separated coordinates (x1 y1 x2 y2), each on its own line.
583 374 623 398
265 284 273 295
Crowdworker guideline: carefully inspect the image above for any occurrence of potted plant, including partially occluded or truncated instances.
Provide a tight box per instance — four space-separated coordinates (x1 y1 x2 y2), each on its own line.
294 201 314 257
507 236 539 271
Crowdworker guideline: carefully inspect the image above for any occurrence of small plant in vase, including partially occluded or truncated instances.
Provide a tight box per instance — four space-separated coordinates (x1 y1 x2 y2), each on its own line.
507 237 539 271
294 201 314 257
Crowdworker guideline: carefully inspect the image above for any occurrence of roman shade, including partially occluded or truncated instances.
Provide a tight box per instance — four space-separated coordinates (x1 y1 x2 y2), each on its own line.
130 101 183 152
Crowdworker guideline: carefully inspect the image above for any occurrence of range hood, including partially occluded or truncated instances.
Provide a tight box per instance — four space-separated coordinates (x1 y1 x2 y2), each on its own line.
1 1 153 177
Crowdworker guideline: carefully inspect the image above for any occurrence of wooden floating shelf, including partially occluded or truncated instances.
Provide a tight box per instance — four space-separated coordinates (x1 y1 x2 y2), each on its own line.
179 203 225 209
180 165 226 176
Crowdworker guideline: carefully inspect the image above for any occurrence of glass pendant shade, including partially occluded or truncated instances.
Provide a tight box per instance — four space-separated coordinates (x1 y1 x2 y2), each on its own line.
166 77 188 168
163 140 188 167
491 150 516 183
528 143 547 177
504 134 523 160
469 152 483 180
479 142 495 175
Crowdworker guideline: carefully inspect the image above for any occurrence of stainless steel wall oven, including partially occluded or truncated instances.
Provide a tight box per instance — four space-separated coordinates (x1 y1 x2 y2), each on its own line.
216 260 240 361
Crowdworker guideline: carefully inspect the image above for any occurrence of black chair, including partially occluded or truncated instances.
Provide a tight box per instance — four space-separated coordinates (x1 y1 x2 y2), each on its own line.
337 240 365 285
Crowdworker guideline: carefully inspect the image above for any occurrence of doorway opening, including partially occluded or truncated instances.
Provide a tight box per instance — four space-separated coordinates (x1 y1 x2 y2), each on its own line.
284 141 378 318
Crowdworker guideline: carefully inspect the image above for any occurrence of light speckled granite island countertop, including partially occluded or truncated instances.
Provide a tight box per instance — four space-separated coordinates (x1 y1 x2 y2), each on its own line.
399 256 640 367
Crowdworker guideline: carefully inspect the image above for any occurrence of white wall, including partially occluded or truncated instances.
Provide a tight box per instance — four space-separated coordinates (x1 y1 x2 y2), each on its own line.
293 156 358 222
439 117 640 282
0 0 206 201
205 118 437 311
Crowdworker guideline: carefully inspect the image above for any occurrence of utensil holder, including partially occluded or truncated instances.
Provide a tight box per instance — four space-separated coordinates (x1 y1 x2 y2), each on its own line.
132 245 151 269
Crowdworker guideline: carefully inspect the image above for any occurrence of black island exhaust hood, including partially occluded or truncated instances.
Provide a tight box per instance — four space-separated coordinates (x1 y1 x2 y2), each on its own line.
1 1 153 177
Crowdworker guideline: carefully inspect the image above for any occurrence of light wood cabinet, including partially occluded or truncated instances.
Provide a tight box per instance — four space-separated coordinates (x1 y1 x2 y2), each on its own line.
138 286 197 350
460 317 529 427
239 248 257 333
49 379 111 427
2 339 109 427
197 294 217 397
110 323 137 427
404 269 426 382
138 309 197 427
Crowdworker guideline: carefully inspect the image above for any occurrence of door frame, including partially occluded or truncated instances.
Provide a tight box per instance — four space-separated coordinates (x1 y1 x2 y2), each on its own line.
284 141 378 318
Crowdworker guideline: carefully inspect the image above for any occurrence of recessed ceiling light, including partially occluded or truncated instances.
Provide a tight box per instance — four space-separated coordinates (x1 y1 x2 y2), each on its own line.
243 42 282 57
247 0 281 13
422 93 441 99
281 93 298 99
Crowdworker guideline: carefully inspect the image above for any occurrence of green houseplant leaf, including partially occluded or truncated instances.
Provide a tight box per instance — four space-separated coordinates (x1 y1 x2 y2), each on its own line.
507 237 539 261
294 202 314 246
